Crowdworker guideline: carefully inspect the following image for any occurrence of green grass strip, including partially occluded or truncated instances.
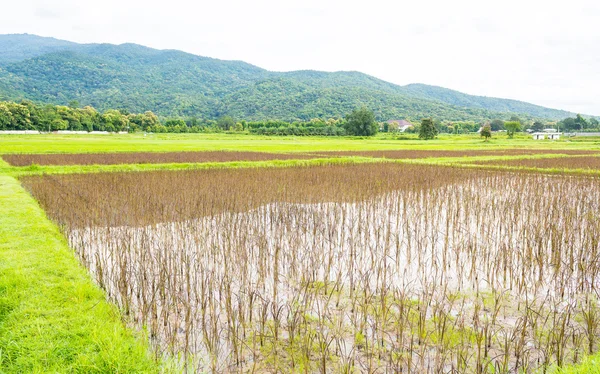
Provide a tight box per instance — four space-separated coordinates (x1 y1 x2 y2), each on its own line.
458 163 600 177
0 176 158 373
551 355 600 373
393 152 600 165
1 157 382 177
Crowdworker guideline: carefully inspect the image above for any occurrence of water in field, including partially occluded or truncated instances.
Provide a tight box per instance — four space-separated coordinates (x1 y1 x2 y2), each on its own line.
68 174 600 373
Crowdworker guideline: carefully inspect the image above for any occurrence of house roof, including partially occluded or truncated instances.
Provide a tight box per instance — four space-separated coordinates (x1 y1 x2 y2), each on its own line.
387 119 413 127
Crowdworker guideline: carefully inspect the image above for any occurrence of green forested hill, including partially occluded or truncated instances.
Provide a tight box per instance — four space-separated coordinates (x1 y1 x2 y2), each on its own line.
0 34 78 63
402 84 573 119
0 34 576 121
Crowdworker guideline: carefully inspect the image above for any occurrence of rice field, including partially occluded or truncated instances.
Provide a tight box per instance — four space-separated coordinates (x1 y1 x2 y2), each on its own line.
472 156 600 170
1 151 320 167
21 163 600 373
314 149 600 159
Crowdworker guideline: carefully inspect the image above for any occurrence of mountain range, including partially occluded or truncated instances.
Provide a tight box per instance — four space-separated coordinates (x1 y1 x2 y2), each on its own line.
0 34 576 122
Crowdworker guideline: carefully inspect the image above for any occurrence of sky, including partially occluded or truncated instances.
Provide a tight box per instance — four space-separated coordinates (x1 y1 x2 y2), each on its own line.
1 0 599 114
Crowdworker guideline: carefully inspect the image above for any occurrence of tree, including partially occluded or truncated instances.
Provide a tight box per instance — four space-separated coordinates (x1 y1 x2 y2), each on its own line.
217 116 236 130
480 124 492 141
51 118 68 131
575 114 588 130
504 121 521 138
6 103 32 130
80 106 101 131
344 107 378 136
102 109 129 132
436 120 450 133
590 118 599 129
387 121 399 132
532 121 544 132
0 103 13 130
140 111 160 131
186 117 199 128
490 119 504 131
419 118 438 140
165 118 186 128
560 117 578 131
150 124 167 133
57 106 82 130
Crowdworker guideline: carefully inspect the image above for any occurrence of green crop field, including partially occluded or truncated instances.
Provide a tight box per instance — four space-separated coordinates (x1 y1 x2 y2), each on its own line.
2 133 600 154
1 133 600 373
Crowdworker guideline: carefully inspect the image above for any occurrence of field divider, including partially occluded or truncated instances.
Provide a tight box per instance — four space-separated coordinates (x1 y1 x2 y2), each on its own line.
378 153 600 178
392 157 600 177
399 152 600 165
443 162 600 177
458 152 600 162
4 157 389 177
0 176 160 372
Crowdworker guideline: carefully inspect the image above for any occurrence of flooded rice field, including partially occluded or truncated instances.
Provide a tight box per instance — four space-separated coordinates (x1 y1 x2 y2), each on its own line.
22 164 600 373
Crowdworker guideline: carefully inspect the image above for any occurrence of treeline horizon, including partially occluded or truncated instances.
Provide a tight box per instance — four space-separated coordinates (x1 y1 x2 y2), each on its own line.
1 100 598 136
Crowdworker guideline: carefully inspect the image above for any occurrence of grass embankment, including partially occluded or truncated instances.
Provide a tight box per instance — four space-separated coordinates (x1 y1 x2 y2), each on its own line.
398 153 600 176
0 176 158 373
0 157 381 177
467 154 600 169
554 357 600 374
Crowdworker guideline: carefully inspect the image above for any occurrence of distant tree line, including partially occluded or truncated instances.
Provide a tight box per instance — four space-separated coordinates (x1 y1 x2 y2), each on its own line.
485 115 600 133
557 114 600 132
0 100 134 132
412 114 600 136
2 100 598 136
246 118 346 136
0 100 354 136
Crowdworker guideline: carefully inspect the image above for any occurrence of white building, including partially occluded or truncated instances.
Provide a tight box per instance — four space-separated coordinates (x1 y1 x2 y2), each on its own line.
532 132 561 140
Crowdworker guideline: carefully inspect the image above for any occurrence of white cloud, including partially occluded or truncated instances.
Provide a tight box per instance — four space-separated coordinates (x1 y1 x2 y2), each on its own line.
1 0 599 114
